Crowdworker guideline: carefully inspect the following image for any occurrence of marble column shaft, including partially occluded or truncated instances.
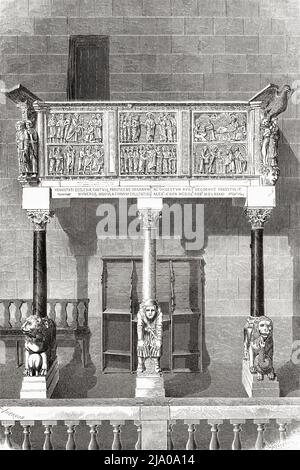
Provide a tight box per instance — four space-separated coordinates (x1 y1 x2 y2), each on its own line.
27 210 53 318
246 208 272 317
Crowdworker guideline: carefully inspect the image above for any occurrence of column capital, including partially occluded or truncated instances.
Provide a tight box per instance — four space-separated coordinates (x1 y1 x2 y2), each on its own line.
27 210 54 231
138 208 161 230
245 208 272 229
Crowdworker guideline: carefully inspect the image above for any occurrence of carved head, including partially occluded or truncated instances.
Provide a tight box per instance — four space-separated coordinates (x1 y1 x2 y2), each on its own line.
25 120 34 129
253 315 273 340
143 299 159 321
265 166 280 185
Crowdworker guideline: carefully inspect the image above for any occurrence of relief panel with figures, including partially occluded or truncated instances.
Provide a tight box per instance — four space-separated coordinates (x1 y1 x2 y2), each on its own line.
118 111 178 176
192 112 249 176
46 112 105 176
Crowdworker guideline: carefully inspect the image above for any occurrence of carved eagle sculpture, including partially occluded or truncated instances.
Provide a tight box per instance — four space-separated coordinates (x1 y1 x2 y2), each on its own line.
249 83 292 121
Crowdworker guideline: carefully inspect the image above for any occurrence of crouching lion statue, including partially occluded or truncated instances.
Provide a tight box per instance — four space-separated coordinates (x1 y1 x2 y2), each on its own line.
243 315 276 381
22 315 57 377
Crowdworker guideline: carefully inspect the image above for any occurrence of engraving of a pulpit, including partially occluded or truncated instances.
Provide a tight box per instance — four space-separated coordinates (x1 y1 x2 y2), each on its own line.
3 82 292 398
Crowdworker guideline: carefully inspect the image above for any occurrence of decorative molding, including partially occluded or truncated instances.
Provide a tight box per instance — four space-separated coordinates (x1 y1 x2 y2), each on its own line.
27 210 54 231
245 208 272 229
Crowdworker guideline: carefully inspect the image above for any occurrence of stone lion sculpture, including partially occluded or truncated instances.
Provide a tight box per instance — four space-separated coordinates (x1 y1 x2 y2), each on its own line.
244 315 275 381
22 315 56 377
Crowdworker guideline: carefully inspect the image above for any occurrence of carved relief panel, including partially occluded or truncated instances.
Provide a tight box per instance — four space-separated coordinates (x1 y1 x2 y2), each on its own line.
46 112 105 176
192 111 249 176
118 111 178 177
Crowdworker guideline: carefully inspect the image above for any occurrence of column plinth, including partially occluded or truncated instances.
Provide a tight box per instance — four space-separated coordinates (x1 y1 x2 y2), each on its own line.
242 208 279 397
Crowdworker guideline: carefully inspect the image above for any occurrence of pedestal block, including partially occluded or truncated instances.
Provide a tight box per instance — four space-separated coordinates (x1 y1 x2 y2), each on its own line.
20 358 59 399
135 374 165 398
242 359 279 397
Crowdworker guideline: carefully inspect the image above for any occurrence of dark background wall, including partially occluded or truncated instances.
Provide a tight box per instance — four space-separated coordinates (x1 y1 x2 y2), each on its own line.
0 0 299 398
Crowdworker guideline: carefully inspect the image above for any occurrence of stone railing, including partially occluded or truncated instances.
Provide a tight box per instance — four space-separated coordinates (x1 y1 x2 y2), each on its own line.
0 299 89 330
0 398 298 450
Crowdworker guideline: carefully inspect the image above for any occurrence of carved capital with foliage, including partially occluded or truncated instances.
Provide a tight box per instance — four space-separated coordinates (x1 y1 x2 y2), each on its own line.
27 210 54 231
245 208 272 229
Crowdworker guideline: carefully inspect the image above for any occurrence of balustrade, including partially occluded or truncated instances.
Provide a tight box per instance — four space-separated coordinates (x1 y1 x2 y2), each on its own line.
0 299 89 330
0 398 298 450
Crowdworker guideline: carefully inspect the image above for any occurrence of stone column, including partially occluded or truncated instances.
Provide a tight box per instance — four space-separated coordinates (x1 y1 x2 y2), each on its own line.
135 198 165 398
242 208 279 397
27 210 53 317
20 209 58 399
246 208 272 317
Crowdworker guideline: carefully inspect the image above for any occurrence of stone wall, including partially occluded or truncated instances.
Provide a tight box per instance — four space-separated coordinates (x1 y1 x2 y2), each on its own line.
0 1 299 396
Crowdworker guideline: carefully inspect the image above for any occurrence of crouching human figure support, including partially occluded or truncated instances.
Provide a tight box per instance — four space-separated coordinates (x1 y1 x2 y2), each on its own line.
22 315 57 377
137 299 163 375
244 315 276 381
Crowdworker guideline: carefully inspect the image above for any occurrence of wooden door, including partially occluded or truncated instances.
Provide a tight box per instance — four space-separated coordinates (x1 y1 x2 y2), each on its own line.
68 35 110 100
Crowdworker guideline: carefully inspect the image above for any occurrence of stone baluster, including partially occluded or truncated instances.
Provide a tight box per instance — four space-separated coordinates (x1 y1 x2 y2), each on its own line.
277 419 290 442
65 421 78 450
2 421 14 449
87 421 101 450
3 300 12 328
13 300 22 328
230 420 245 450
42 421 56 450
111 421 124 450
185 420 199 450
254 419 268 450
208 420 222 450
68 301 78 329
48 300 56 322
21 421 34 450
167 421 176 450
134 421 142 450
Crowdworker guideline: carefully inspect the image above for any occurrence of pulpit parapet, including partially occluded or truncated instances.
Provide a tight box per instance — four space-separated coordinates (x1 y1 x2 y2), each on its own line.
4 83 292 201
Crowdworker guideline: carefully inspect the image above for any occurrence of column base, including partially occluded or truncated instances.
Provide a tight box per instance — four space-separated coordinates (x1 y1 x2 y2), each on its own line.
242 359 280 397
135 373 165 398
20 358 59 399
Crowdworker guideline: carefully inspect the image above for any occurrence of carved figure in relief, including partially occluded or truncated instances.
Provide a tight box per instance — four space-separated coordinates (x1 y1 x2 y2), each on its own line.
48 115 57 143
22 315 56 377
162 146 170 174
169 146 177 174
63 115 72 141
16 121 27 175
55 114 65 143
156 146 163 174
93 114 103 142
137 300 163 375
145 113 156 142
85 117 96 143
147 146 157 174
78 148 85 174
48 147 56 175
91 147 104 174
133 147 140 173
244 315 276 381
83 146 93 173
225 148 236 174
65 146 75 175
139 145 147 174
159 114 168 142
24 120 38 175
131 115 141 142
55 148 64 174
